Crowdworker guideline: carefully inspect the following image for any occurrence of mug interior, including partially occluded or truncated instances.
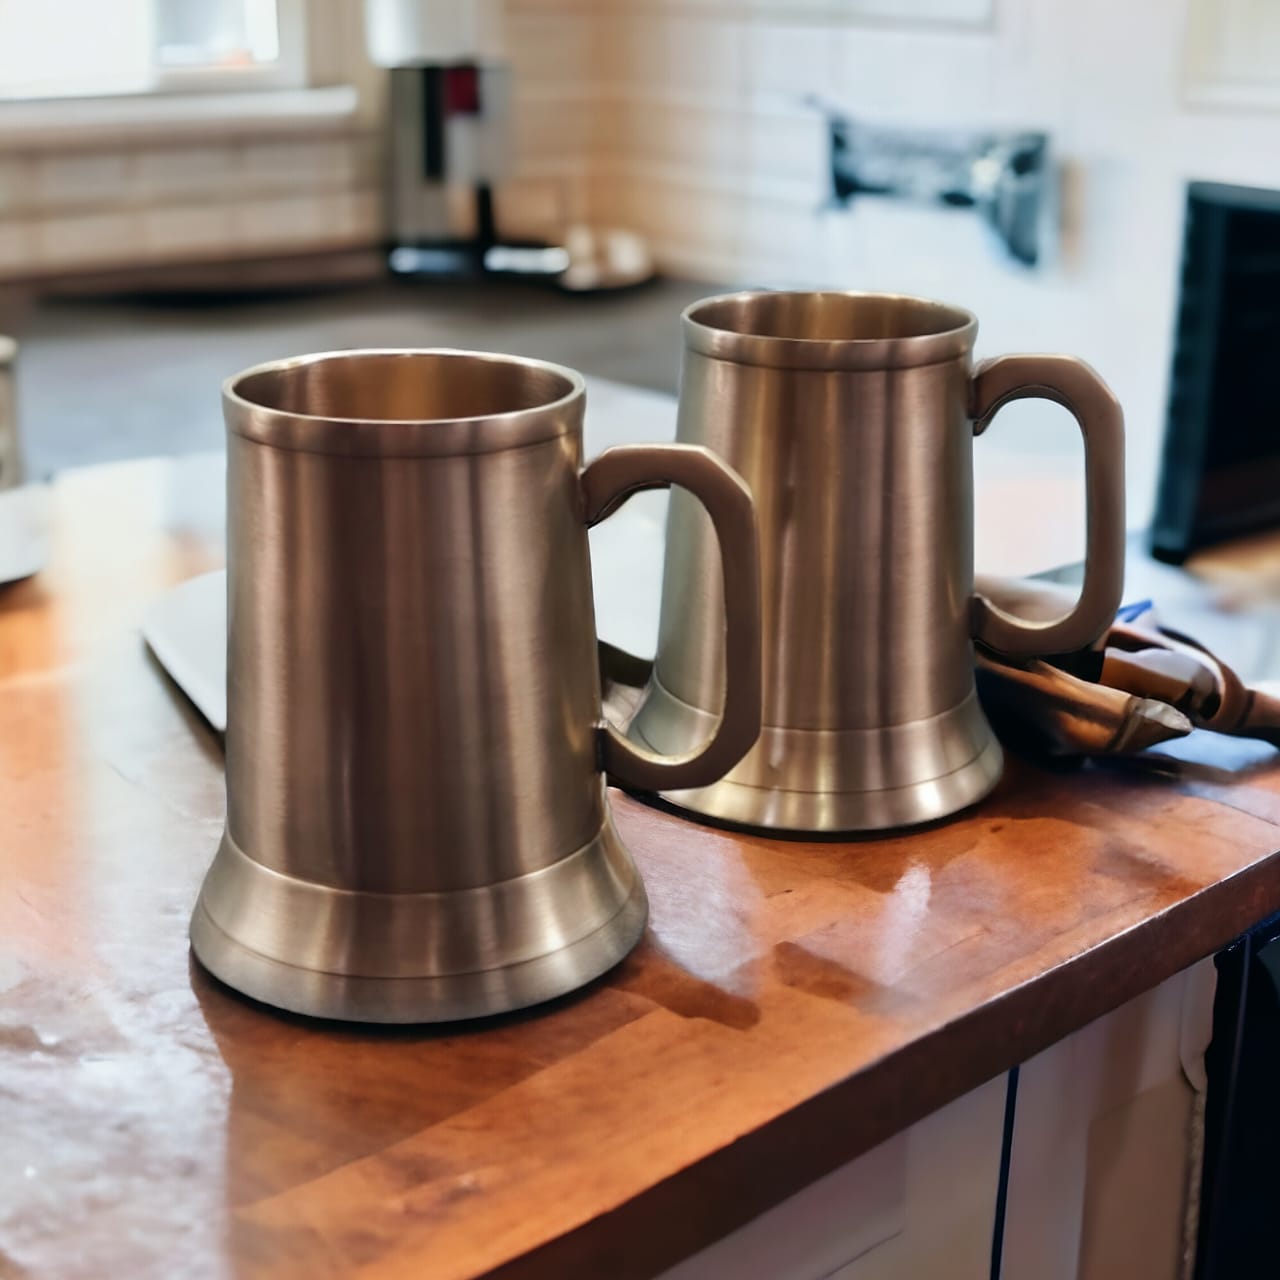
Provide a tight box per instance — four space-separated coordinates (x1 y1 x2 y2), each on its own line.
689 292 972 343
232 350 577 422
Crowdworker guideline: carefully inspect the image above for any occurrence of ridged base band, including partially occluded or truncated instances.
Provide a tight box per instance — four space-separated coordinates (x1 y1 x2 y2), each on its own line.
190 816 647 1023
629 680 1004 834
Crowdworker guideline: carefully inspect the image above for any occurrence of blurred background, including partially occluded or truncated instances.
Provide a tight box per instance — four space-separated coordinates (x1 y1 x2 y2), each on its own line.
1 0 1278 568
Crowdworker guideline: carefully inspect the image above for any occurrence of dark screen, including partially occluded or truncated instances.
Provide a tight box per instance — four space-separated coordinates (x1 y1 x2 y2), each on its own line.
1152 183 1280 560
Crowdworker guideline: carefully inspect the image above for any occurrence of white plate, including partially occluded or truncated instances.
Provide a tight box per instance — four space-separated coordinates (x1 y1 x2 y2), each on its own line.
0 483 51 586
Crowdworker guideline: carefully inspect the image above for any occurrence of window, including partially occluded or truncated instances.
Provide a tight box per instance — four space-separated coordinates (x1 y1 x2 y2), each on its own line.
1184 0 1280 109
0 0 305 101
753 0 992 25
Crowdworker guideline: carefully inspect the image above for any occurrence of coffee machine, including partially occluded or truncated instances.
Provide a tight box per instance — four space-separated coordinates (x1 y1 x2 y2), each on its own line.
366 0 653 291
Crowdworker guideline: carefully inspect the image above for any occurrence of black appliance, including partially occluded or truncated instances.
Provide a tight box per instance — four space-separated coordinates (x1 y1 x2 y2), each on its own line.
1151 181 1280 563
1195 910 1280 1277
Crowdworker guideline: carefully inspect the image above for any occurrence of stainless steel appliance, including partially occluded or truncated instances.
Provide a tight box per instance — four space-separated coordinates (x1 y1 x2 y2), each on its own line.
385 61 512 272
191 348 761 1022
0 336 20 493
370 0 653 290
628 290 1126 833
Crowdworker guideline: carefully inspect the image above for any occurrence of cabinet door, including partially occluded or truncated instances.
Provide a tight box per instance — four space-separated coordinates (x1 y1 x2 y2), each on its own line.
1195 918 1280 1279
659 1074 1007 1280
1000 959 1216 1280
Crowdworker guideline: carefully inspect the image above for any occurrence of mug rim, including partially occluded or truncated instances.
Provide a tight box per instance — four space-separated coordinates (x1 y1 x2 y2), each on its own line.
223 347 586 458
682 290 979 371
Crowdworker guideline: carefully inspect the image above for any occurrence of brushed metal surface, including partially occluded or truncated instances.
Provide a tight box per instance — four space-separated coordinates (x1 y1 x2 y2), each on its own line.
0 335 21 492
193 348 761 1022
629 290 1125 833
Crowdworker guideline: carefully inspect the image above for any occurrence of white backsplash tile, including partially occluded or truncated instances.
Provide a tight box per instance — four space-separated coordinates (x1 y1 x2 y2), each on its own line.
747 105 827 185
0 158 35 216
141 204 234 259
231 195 334 249
0 220 35 273
336 190 383 241
514 97 595 164
663 15 749 95
506 11 596 85
240 139 355 189
36 153 133 207
35 211 138 266
746 20 838 99
135 146 236 200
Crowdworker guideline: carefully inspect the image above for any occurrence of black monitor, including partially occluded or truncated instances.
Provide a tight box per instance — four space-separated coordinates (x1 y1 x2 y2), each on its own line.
1150 181 1280 564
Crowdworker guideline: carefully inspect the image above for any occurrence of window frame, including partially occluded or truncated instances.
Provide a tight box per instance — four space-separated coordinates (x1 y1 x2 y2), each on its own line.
0 0 309 104
149 0 309 96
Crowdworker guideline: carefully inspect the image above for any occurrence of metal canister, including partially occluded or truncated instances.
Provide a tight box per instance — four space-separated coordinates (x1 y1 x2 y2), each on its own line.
0 336 21 492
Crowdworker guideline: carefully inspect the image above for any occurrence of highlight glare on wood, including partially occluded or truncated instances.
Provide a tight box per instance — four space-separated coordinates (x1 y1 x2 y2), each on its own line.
4 457 1280 1280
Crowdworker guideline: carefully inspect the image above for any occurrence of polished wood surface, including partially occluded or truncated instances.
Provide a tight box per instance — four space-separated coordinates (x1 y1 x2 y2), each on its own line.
6 458 1280 1280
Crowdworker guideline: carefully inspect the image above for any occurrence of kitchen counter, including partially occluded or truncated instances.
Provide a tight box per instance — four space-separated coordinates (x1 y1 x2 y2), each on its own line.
5 454 1280 1280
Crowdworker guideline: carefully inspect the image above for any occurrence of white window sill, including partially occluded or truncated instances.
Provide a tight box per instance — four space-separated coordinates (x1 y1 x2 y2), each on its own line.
0 85 361 153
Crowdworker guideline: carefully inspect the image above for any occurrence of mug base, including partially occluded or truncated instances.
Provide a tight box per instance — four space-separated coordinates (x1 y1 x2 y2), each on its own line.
190 815 647 1023
653 733 1003 835
628 679 1004 834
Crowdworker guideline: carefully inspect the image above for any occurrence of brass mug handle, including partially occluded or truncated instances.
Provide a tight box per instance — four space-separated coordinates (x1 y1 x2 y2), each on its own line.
970 354 1126 656
580 443 762 791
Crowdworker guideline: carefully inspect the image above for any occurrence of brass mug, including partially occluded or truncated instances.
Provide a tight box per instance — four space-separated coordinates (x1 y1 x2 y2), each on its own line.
191 348 761 1022
628 291 1125 833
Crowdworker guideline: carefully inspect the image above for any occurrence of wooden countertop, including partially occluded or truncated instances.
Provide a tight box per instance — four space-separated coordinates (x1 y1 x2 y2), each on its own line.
6 457 1280 1280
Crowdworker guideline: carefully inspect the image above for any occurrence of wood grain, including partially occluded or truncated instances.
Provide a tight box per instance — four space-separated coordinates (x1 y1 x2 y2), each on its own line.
4 457 1280 1280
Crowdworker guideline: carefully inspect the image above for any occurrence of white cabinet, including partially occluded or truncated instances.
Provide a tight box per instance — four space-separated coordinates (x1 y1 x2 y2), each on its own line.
659 959 1216 1280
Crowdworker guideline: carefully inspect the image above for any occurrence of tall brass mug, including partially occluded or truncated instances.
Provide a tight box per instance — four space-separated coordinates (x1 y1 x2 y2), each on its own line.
629 291 1126 833
191 349 761 1022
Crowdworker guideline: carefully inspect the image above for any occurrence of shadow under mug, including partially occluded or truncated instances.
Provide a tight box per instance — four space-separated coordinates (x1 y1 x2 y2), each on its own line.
190 348 761 1023
628 290 1126 834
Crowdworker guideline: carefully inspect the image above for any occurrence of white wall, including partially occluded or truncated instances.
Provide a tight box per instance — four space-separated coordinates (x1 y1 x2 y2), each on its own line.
507 0 1280 529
